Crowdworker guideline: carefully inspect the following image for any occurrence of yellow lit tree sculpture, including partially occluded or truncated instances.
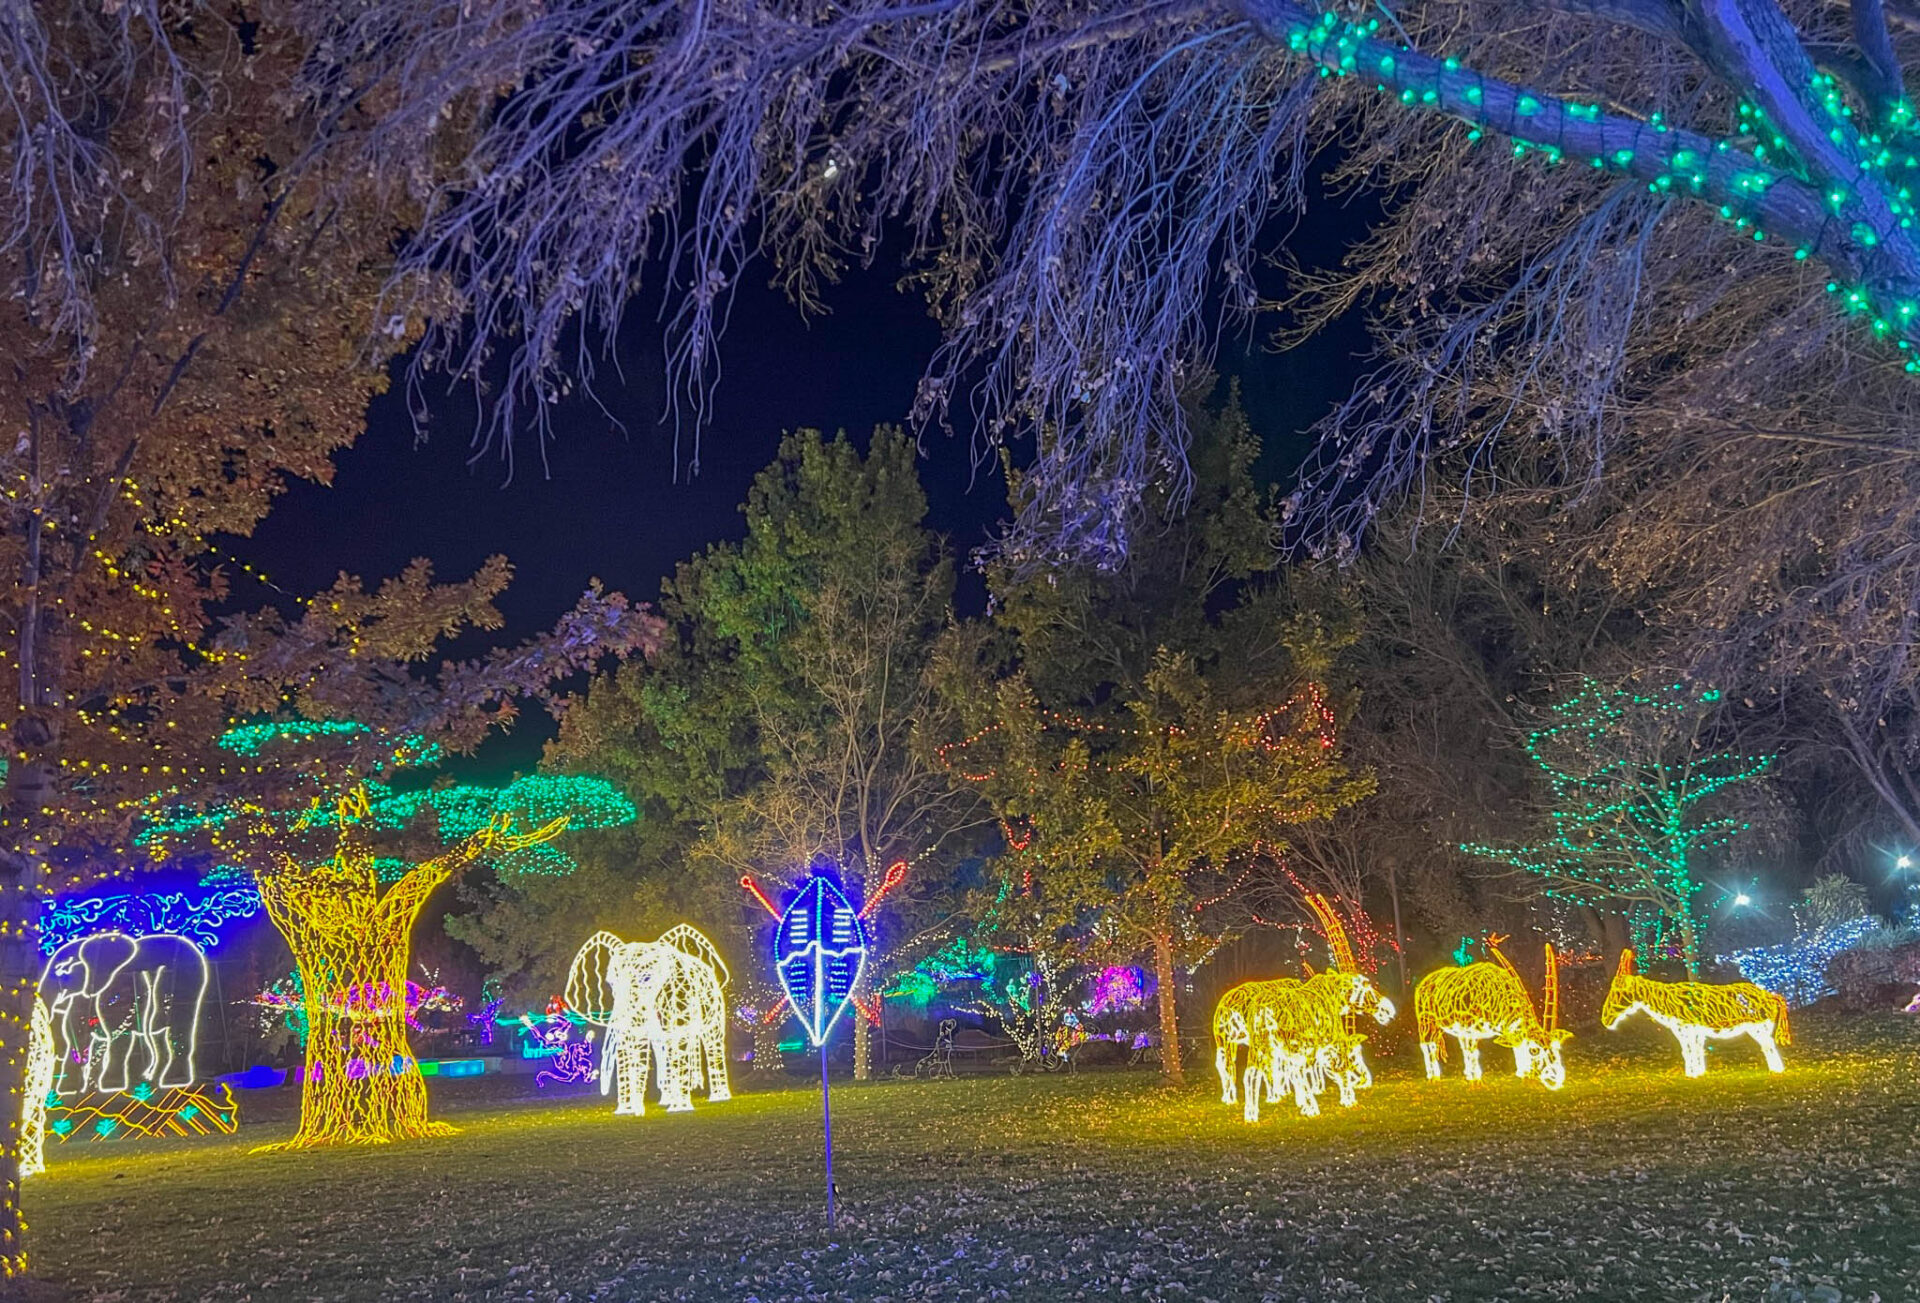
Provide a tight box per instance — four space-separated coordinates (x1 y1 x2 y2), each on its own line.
142 724 636 1149
254 790 563 1148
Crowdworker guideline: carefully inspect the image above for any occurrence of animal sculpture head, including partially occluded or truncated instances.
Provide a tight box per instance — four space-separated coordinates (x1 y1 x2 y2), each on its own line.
1300 894 1397 1024
1600 947 1644 1031
1316 970 1396 1026
1489 937 1570 1089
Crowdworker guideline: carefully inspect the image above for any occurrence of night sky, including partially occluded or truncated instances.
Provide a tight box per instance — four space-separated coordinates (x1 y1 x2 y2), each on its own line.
239 205 1370 771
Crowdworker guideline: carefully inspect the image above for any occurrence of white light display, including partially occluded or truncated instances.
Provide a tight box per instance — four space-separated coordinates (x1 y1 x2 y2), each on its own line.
39 931 209 1097
18 999 55 1179
566 925 731 1116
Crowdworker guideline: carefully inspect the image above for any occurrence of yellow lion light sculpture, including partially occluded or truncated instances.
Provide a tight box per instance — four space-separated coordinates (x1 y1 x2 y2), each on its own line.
1415 936 1570 1090
1601 948 1788 1077
1212 895 1396 1121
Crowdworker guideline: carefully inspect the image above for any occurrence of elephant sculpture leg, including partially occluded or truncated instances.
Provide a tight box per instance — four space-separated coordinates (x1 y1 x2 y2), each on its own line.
702 1018 731 1103
656 1034 699 1112
614 1033 653 1116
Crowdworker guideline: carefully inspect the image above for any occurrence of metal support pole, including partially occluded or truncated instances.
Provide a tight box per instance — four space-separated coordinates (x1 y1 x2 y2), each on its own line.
820 1040 836 1226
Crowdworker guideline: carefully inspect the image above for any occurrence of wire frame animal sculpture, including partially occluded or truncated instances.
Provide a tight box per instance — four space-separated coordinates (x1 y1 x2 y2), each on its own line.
1414 936 1570 1090
1602 949 1789 1077
1212 894 1397 1121
566 925 731 1116
916 1019 957 1080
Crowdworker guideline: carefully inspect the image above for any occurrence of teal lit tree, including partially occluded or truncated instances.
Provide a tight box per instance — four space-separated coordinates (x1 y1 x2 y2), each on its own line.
141 721 633 1147
1462 682 1772 976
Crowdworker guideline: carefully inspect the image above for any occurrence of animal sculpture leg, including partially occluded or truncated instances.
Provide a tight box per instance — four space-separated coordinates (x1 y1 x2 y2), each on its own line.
148 1022 177 1087
89 1029 123 1093
614 1035 651 1115
1291 1064 1321 1117
657 1033 698 1112
703 1021 732 1102
1756 1026 1785 1073
1350 1044 1373 1090
1680 1029 1707 1078
1241 1065 1263 1124
1420 1040 1443 1079
1216 1042 1237 1105
1510 1040 1535 1079
1459 1037 1483 1082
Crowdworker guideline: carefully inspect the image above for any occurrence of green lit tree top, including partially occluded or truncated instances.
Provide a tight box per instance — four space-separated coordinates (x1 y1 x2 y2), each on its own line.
139 720 635 880
1462 680 1772 975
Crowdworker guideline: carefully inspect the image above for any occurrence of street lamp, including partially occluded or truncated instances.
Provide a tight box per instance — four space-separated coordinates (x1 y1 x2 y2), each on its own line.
1734 892 1752 907
1898 854 1914 872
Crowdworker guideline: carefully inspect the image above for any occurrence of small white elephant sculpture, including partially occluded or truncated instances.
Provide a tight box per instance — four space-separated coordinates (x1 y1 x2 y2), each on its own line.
566 925 732 1116
40 931 208 1096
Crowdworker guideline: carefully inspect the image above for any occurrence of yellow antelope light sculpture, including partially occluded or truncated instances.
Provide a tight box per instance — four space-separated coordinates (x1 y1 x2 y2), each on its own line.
1415 936 1570 1090
1213 895 1396 1121
1601 948 1788 1077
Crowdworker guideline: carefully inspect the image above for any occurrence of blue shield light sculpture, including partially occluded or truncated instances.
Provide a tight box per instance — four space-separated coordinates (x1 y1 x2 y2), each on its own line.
775 874 869 1047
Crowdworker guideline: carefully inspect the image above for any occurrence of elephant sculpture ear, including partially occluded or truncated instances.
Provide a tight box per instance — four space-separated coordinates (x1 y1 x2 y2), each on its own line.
565 931 625 1026
657 924 729 990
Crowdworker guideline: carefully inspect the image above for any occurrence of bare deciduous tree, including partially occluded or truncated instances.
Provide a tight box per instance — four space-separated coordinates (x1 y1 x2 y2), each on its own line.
4 0 1877 574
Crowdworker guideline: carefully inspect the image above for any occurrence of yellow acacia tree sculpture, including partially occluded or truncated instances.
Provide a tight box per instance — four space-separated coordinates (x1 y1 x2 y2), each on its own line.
254 791 564 1150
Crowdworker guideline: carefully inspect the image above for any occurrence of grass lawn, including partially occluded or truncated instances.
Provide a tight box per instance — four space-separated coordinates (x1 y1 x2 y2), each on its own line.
22 1012 1920 1302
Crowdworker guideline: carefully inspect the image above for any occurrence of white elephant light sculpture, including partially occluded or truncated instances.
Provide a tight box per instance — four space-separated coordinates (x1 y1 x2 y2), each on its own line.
566 925 731 1116
39 931 209 1096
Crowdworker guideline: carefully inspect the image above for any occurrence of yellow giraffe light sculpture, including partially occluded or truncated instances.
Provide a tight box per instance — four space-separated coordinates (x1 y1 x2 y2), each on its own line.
256 790 563 1150
1602 948 1788 1077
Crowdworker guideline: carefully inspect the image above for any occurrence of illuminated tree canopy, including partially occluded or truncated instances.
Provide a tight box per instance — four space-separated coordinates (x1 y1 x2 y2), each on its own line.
1461 681 1773 975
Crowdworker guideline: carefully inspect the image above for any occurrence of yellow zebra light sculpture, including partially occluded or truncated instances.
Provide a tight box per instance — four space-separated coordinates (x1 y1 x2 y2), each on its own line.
1415 936 1570 1090
1212 895 1396 1121
1601 948 1788 1077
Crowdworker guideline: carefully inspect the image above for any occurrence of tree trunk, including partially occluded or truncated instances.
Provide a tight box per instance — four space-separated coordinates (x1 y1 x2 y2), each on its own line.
0 879 40 1278
1386 859 1407 998
1151 930 1183 1083
256 858 455 1150
1676 906 1702 978
853 976 871 1081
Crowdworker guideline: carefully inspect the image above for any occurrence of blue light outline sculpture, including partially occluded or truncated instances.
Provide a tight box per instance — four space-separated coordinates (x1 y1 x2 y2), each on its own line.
40 883 262 955
770 866 871 1227
775 875 870 1048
